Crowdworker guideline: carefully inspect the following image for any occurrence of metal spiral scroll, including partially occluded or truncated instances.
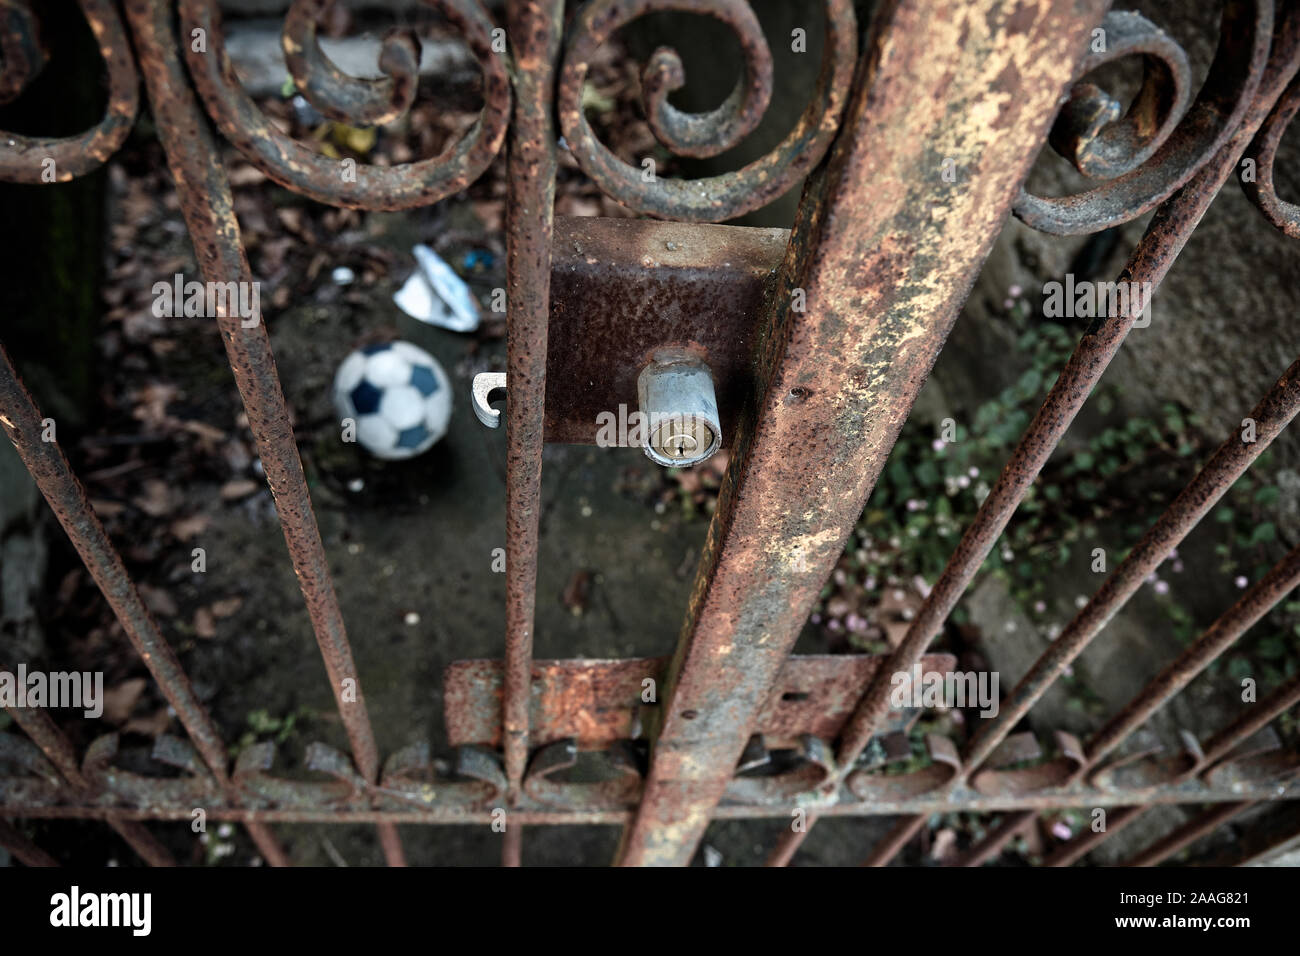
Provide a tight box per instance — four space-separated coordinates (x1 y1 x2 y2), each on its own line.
1241 73 1300 238
1014 3 1273 236
557 0 857 222
178 0 511 211
0 0 138 183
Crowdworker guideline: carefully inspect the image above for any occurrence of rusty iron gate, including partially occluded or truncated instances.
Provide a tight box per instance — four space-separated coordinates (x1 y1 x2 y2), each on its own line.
2 0 1300 868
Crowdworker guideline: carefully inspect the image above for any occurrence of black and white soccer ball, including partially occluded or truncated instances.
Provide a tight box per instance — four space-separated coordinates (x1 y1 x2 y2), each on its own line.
333 341 452 460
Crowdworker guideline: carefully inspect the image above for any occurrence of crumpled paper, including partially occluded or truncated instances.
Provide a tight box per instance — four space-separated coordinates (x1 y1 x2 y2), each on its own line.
392 244 481 333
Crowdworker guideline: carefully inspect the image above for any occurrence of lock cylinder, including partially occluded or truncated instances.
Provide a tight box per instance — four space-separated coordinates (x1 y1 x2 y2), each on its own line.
637 354 722 468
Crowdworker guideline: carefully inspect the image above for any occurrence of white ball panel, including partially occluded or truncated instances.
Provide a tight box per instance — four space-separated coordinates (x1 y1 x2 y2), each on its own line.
425 392 452 436
334 352 367 394
379 385 426 431
365 349 411 388
356 414 398 455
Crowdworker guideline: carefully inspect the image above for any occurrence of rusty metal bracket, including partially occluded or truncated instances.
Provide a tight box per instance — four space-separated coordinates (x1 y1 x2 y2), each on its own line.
444 653 957 752
543 216 786 446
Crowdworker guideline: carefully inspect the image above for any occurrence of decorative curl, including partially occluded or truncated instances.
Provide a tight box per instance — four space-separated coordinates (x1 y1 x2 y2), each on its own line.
179 0 511 211
1014 3 1273 236
0 0 139 184
1241 74 1300 238
282 0 421 127
558 0 856 222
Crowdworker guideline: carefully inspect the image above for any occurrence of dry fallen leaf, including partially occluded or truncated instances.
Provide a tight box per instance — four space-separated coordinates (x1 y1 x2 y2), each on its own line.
123 708 172 738
170 514 210 540
220 479 258 500
138 584 178 618
209 597 243 619
930 827 958 862
180 420 226 442
132 479 176 517
89 499 126 518
194 607 217 639
102 677 148 725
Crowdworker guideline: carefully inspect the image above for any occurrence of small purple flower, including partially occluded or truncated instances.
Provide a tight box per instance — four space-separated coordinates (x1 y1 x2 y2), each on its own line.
1009 284 1023 297
968 467 979 478
846 613 869 634
1172 560 1184 574
827 618 843 631
1050 821 1072 841
932 438 946 452
1235 575 1249 589
1154 580 1169 595
1003 298 1015 310
957 475 970 489
1033 600 1047 613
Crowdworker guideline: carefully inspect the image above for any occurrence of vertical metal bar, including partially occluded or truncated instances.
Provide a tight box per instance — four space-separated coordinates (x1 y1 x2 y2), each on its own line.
956 512 1300 867
4 694 89 789
765 826 806 868
502 819 523 868
8 684 290 865
502 0 562 824
0 347 231 780
861 815 926 868
6 702 180 866
836 21 1300 864
0 820 59 867
961 363 1300 774
107 819 177 867
1087 539 1300 767
1198 670 1300 769
1202 803 1300 866
835 1 1295 774
1042 805 1146 867
1122 802 1254 868
1043 671 1300 866
949 813 1034 868
616 0 1108 867
124 0 399 865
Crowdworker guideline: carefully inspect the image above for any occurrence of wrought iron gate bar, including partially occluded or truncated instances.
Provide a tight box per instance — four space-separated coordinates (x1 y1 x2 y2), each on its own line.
615 0 1109 867
1121 801 1255 868
3 772 1295 821
1 0 1299 868
0 819 57 867
776 0 1300 868
500 0 563 867
123 0 402 865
